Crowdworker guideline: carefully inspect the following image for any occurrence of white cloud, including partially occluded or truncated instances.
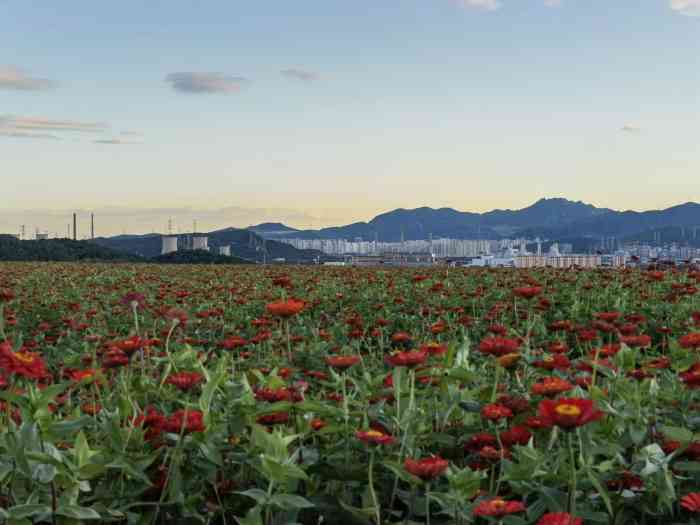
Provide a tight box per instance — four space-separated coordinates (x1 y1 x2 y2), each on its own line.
281 68 320 82
544 0 562 7
621 124 642 133
0 116 108 133
457 0 502 10
0 66 53 91
0 130 60 140
670 0 700 16
165 72 248 94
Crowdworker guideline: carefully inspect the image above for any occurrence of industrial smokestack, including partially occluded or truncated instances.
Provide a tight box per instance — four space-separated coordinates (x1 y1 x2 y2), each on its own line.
91 213 95 240
73 213 77 241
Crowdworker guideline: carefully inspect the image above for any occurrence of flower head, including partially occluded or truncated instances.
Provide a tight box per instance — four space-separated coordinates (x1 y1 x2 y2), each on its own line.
404 456 449 481
538 398 604 429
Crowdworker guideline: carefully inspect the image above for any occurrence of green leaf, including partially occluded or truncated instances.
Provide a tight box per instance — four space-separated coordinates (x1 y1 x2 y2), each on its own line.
660 426 693 444
55 505 101 520
675 461 700 472
234 505 264 525
269 493 315 510
586 467 613 516
235 489 269 505
8 504 52 520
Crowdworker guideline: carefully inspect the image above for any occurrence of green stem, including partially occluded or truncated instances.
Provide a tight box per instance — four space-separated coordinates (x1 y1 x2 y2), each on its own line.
568 432 577 516
368 450 381 525
425 482 431 525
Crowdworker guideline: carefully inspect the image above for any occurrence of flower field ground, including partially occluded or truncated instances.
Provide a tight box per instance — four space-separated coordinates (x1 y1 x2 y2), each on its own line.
1 262 700 525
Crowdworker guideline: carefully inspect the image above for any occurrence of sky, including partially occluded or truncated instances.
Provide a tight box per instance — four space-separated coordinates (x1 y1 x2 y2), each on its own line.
1 0 699 236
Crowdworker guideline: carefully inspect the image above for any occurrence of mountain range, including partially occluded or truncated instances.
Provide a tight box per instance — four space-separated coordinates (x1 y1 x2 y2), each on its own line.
248 198 700 247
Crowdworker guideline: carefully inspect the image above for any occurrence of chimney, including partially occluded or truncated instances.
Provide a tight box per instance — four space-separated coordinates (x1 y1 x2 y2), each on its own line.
91 213 95 240
73 213 77 241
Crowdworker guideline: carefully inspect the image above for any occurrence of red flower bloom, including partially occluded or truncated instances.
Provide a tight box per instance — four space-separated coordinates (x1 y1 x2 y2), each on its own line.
162 409 206 434
165 371 205 391
478 337 521 356
114 336 145 355
310 418 326 431
387 350 427 368
680 363 700 389
481 403 513 421
533 354 570 371
538 398 604 429
595 311 621 322
531 377 574 397
265 299 305 318
537 512 583 525
404 456 449 481
473 498 526 518
681 493 700 512
103 348 129 368
499 425 532 447
256 412 290 426
420 342 448 356
620 335 652 348
326 355 361 370
680 333 700 350
513 286 543 300
356 429 395 446
0 342 48 380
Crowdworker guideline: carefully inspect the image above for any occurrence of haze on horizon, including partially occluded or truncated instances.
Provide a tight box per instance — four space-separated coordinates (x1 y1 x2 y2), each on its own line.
1 1 699 236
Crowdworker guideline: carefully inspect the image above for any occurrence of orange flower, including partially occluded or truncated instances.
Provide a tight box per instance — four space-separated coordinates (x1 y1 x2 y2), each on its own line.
326 355 361 370
404 456 449 481
538 398 604 429
265 299 304 318
356 429 395 446
473 498 526 518
497 352 521 369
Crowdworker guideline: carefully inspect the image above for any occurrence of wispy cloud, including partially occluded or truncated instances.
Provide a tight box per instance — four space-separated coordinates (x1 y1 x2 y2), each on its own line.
281 68 320 82
93 138 139 145
621 124 642 133
0 130 60 140
456 0 502 10
669 0 700 16
544 0 562 7
0 65 53 91
165 72 248 94
0 116 108 133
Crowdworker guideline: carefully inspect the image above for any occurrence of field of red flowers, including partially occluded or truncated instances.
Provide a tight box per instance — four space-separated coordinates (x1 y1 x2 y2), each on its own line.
1 262 700 525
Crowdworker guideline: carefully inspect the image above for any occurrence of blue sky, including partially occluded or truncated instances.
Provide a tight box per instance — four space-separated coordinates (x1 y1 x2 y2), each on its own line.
1 0 698 235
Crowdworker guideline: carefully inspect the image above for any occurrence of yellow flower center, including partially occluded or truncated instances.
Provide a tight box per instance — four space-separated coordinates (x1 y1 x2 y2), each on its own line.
555 404 582 417
365 430 383 438
490 499 507 510
14 352 36 365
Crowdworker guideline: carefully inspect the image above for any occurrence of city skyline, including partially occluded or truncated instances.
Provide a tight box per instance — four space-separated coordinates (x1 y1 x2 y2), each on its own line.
2 0 699 232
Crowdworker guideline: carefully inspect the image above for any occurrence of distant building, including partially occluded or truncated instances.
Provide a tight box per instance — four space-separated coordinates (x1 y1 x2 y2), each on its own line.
514 254 626 269
218 245 231 256
161 235 178 255
36 233 49 240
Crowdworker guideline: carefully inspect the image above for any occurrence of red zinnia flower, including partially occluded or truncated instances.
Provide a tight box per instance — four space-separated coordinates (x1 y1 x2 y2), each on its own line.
531 377 574 397
0 342 48 380
162 409 205 434
481 403 513 421
326 355 361 370
473 498 526 518
420 342 448 356
679 333 700 350
356 429 395 446
513 286 543 300
620 335 652 348
681 493 700 512
103 348 129 368
537 512 583 525
478 337 521 357
404 456 449 481
387 350 427 368
538 398 604 429
114 336 145 355
265 299 305 318
680 363 700 389
533 354 570 371
165 371 205 391
256 412 290 426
